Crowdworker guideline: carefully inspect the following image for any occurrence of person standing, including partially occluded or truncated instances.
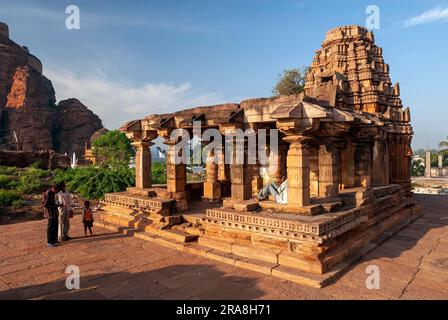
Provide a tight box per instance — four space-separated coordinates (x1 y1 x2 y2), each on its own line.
82 201 94 237
43 185 60 247
57 182 72 241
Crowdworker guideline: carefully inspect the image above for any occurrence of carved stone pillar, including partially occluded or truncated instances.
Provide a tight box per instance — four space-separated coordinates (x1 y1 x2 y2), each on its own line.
230 137 252 201
285 136 310 208
341 140 355 189
388 136 399 184
203 148 221 201
132 141 152 189
268 146 282 185
355 142 372 188
383 139 390 185
251 162 263 197
309 146 319 197
372 136 388 186
165 140 187 193
425 151 431 178
218 150 230 182
318 144 340 198
439 155 444 177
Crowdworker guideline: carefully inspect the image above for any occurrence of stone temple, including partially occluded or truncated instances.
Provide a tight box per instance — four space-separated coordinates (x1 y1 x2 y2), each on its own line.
98 26 418 287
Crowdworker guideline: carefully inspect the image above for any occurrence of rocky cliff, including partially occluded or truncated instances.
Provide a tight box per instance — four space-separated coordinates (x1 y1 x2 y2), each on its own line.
0 22 103 157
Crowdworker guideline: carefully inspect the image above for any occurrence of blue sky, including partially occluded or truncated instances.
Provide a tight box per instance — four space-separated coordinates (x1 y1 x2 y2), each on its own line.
1 0 447 149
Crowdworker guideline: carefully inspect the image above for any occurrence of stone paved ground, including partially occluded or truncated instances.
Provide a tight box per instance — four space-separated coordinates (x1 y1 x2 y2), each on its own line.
0 194 447 300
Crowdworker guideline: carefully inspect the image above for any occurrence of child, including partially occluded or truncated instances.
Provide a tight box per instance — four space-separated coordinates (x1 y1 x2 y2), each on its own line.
82 200 94 237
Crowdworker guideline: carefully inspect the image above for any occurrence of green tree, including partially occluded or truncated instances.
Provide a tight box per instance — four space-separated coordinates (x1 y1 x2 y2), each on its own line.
411 159 424 177
53 166 135 200
437 137 448 166
92 130 134 168
440 137 448 150
273 67 309 96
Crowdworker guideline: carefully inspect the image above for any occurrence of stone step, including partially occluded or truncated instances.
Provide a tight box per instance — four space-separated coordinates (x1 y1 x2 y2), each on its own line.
198 235 234 253
195 247 331 288
182 213 206 224
198 235 283 265
177 243 213 257
95 221 135 235
157 229 199 243
184 226 205 236
134 231 180 250
271 265 326 289
94 221 351 288
322 201 343 213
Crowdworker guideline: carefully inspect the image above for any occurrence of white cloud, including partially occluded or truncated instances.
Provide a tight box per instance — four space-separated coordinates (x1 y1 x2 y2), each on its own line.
403 6 448 28
45 67 226 129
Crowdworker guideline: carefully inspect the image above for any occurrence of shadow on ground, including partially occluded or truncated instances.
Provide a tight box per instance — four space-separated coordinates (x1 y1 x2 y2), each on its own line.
335 194 448 281
0 264 264 300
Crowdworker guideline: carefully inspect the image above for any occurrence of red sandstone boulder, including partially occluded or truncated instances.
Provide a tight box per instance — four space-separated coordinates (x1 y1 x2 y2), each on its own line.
53 98 103 156
0 22 104 157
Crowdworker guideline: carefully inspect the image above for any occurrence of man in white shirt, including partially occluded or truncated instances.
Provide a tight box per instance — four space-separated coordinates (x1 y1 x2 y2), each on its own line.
257 176 288 205
57 182 72 241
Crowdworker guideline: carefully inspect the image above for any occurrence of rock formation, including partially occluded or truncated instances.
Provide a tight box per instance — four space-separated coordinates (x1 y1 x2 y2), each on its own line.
0 22 103 157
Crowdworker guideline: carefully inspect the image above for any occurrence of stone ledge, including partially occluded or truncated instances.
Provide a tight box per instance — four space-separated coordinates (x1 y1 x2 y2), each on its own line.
271 266 325 288
235 258 279 275
157 229 199 243
206 250 239 265
177 243 213 257
198 236 234 253
95 221 135 236
231 243 281 264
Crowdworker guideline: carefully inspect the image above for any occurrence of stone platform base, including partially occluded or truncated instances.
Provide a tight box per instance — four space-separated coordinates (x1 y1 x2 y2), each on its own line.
97 185 420 288
97 202 421 288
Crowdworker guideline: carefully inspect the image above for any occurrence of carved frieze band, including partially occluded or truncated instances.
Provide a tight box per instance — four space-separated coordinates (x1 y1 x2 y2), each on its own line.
205 189 409 240
102 193 171 210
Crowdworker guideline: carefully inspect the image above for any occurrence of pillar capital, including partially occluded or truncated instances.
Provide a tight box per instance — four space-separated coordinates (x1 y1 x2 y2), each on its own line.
283 134 312 145
131 140 153 148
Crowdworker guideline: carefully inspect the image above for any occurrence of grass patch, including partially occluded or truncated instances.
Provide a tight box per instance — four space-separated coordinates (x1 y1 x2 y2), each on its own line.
0 189 22 207
17 167 51 194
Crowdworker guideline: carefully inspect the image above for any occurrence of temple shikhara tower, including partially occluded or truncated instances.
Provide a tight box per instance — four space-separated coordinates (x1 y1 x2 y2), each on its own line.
98 26 417 287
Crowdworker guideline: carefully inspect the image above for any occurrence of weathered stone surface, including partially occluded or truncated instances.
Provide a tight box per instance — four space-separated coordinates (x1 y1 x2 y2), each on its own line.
3 66 56 152
0 22 103 157
53 98 103 156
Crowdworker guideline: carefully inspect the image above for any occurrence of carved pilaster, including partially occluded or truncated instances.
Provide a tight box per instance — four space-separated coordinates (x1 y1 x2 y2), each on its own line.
230 136 252 201
164 140 187 193
341 140 355 189
132 141 152 189
203 148 221 201
309 146 320 197
355 142 372 188
318 144 340 198
372 134 388 186
285 136 311 208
